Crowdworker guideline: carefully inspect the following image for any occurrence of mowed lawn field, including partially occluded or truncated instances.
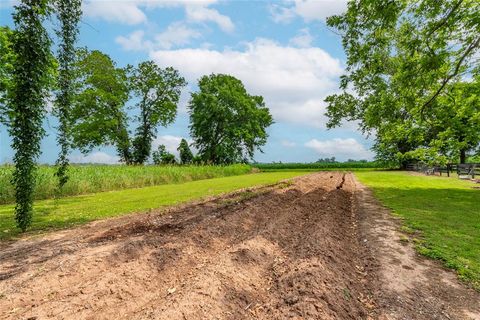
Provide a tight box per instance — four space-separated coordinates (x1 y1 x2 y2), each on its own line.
0 171 306 240
355 171 480 290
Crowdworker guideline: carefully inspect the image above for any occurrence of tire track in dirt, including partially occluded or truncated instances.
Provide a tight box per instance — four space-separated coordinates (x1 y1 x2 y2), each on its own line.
0 172 479 319
354 177 480 320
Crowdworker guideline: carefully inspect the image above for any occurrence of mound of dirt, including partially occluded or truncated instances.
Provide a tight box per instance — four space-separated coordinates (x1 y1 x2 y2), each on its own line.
0 172 479 319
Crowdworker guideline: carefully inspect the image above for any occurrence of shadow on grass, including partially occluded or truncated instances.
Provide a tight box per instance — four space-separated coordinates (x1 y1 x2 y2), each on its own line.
0 196 93 241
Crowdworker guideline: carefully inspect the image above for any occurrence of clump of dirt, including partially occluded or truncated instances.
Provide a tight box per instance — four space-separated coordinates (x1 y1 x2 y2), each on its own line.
0 172 479 320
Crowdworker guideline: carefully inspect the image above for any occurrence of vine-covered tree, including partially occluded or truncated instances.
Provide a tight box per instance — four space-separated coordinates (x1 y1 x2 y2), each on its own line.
53 0 82 188
325 0 480 165
188 74 273 164
130 62 186 164
0 26 15 125
9 0 56 231
70 49 132 164
177 138 193 164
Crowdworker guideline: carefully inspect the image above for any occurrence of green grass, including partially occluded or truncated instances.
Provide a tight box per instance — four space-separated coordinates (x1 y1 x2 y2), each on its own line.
0 164 252 204
355 171 480 289
0 171 306 240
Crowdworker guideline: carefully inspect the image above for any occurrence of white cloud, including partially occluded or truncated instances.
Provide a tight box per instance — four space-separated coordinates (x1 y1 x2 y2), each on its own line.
281 140 296 147
155 22 202 49
185 5 234 32
150 38 343 128
269 3 296 24
116 30 151 51
70 152 120 164
83 1 147 25
271 0 348 23
83 0 233 32
289 28 313 48
116 22 202 51
305 138 373 160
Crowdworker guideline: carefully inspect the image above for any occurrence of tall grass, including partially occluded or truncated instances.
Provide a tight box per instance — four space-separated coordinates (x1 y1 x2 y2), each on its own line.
0 164 252 204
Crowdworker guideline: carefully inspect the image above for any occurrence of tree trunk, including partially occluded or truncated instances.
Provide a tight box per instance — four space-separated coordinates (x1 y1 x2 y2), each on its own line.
460 149 466 164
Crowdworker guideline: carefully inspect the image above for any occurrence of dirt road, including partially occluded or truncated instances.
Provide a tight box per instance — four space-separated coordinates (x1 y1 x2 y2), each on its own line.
1 172 479 319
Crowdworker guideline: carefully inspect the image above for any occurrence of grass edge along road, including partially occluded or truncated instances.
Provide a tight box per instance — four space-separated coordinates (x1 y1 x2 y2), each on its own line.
0 171 306 240
355 171 480 290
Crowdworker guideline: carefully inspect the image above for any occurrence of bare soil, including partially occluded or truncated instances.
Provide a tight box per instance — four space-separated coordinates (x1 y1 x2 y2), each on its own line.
0 172 479 319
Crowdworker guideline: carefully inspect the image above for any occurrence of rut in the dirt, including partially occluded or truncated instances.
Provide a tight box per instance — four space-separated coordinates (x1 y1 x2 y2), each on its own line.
0 172 373 320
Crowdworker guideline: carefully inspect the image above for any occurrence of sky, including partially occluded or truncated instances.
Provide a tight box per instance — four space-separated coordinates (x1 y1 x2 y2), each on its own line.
0 0 374 164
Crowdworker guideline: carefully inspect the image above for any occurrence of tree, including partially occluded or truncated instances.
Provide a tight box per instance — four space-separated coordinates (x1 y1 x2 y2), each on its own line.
9 0 55 231
316 157 337 163
177 138 193 164
425 80 480 163
188 74 273 164
53 0 82 188
152 145 176 165
70 49 132 163
71 57 186 165
130 62 187 164
324 0 480 165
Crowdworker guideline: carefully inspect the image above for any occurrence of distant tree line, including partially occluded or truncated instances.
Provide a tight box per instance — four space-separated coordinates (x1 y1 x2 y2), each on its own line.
0 1 273 231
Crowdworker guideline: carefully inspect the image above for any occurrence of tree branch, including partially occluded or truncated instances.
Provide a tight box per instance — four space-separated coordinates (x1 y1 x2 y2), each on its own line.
421 36 480 116
427 0 464 38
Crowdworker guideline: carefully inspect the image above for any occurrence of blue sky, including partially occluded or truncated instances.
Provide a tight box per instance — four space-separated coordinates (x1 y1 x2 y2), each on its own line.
0 0 374 164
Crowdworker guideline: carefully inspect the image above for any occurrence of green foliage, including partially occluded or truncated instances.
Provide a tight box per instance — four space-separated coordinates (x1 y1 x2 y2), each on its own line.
254 161 387 171
177 138 194 164
70 49 132 163
316 157 337 163
189 74 273 164
0 26 15 125
9 0 55 231
71 56 186 165
325 0 480 165
53 0 82 188
152 145 177 165
0 164 252 204
130 62 187 164
192 155 203 165
0 170 305 240
355 171 480 290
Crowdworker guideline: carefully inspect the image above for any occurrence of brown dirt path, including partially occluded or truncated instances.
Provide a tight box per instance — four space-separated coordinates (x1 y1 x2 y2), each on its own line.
354 179 480 320
0 172 479 319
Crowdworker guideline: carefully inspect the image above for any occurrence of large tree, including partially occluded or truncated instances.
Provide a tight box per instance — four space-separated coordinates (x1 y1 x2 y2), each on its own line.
71 55 186 165
325 0 480 165
53 0 82 188
70 49 132 163
9 0 56 231
188 74 273 164
130 62 186 164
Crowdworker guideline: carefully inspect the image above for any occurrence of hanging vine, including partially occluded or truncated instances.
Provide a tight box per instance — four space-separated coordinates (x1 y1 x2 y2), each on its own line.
9 0 54 231
53 0 82 188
